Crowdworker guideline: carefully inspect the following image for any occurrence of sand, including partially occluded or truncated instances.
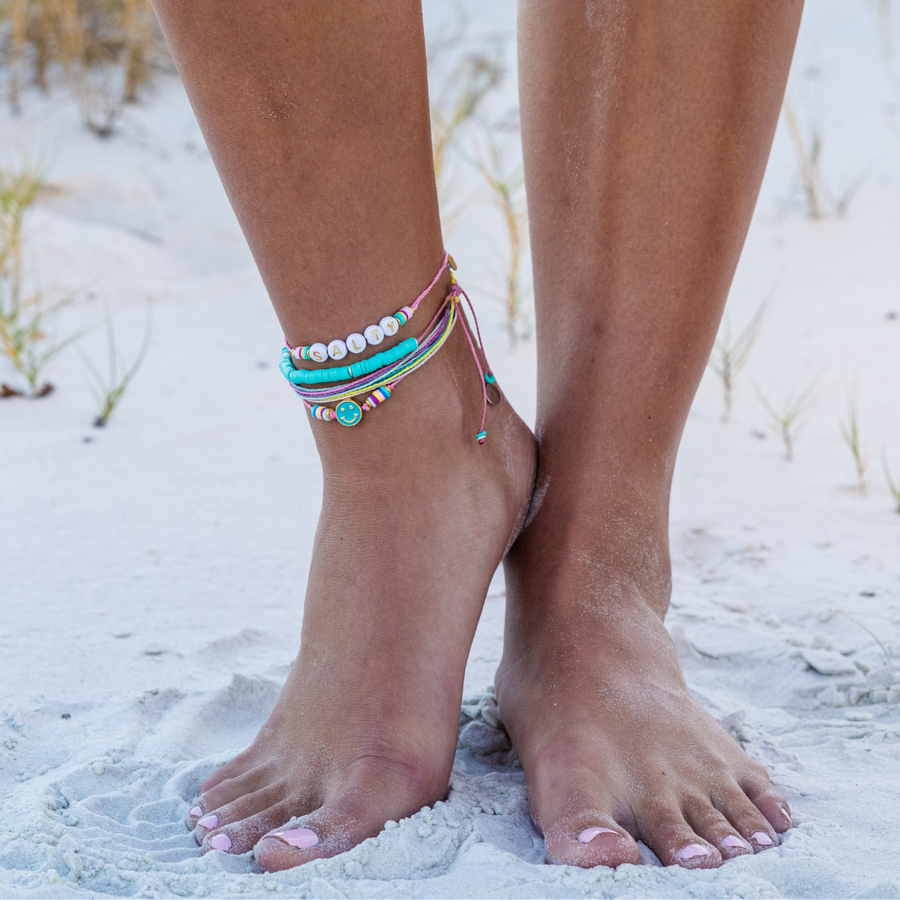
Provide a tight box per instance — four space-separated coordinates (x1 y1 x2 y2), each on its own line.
2 0 899 896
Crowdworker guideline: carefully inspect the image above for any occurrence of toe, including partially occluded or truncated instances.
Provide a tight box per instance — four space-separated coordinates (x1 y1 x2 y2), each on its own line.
717 783 781 851
741 776 793 833
636 800 723 869
200 764 271 816
254 790 388 872
543 816 641 868
197 748 257 796
196 782 309 849
201 798 300 856
683 796 752 860
185 800 205 830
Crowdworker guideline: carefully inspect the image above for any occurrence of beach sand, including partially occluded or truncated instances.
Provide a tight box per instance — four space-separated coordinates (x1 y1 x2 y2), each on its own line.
2 0 899 896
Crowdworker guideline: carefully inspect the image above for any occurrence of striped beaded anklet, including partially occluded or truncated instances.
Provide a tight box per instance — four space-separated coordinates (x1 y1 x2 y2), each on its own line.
279 255 499 443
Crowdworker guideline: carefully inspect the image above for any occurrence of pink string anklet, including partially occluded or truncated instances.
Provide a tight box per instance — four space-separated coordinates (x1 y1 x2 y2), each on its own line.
286 253 455 363
279 254 499 443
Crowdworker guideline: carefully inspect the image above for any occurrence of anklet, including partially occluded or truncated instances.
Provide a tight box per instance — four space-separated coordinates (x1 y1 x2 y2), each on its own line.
287 253 456 363
280 337 419 386
280 255 497 443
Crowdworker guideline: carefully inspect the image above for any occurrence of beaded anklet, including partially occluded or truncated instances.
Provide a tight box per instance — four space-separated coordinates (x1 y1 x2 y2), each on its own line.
288 253 456 363
280 254 498 442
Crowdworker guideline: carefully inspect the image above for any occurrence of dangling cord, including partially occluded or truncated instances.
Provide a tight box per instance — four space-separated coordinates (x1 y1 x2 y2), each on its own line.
448 282 492 444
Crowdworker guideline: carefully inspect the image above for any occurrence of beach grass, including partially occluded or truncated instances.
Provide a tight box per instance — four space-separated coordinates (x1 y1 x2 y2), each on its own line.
782 99 868 218
0 0 166 133
470 125 529 346
0 156 78 397
839 387 868 491
754 372 822 461
883 450 900 513
708 289 771 422
429 20 504 235
79 304 151 426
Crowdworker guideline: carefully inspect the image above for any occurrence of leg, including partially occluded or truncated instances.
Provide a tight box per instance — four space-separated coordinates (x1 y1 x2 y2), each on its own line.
497 0 803 869
151 0 536 870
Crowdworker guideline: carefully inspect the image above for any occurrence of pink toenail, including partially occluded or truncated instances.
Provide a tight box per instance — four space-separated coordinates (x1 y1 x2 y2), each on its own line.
189 806 202 818
751 832 774 846
209 833 231 851
577 827 618 843
723 835 748 849
197 815 218 830
680 844 709 860
272 828 319 849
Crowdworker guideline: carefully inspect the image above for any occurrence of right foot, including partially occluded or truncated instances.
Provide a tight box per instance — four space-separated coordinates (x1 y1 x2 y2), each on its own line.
185 314 536 871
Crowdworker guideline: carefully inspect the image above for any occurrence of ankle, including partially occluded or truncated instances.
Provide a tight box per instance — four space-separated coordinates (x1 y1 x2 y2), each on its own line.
509 466 674 618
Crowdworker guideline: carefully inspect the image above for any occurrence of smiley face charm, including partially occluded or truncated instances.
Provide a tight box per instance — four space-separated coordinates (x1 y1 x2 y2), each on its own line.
335 399 362 426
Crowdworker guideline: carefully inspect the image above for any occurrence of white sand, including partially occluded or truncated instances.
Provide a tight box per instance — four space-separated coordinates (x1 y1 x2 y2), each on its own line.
2 0 900 896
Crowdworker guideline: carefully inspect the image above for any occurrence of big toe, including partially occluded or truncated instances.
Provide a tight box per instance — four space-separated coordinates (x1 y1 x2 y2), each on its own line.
254 791 386 872
545 819 641 868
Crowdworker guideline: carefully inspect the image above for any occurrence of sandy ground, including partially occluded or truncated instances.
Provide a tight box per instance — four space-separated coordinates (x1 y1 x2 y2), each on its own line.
2 1 900 897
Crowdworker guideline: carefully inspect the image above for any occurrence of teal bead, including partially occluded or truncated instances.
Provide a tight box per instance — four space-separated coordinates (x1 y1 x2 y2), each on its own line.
335 399 362 426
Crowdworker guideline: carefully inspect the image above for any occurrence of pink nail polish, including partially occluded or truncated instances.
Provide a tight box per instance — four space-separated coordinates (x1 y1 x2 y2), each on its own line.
272 828 319 849
680 843 709 860
722 835 747 849
209 833 231 851
197 815 218 830
751 831 774 846
577 827 618 843
189 806 202 818
780 806 793 825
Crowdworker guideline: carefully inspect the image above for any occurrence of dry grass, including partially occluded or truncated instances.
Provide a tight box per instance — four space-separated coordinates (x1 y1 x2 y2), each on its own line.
0 155 78 396
428 14 505 234
708 289 772 422
782 100 868 219
0 0 166 133
79 303 150 426
839 388 868 491
471 125 529 345
884 451 900 514
755 371 822 461
866 0 894 58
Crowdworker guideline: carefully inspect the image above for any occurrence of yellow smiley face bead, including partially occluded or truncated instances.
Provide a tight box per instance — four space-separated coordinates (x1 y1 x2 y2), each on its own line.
335 399 362 426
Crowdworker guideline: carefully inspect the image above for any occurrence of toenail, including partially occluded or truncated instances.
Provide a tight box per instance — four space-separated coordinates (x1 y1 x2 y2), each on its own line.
780 806 793 825
209 833 231 851
751 831 774 846
197 815 218 830
723 835 748 849
577 827 619 843
680 843 709 860
272 828 319 849
189 806 202 818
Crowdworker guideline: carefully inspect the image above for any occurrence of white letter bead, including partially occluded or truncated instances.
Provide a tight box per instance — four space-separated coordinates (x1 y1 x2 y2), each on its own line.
308 342 329 362
364 324 385 346
346 333 367 354
327 339 348 360
380 316 399 337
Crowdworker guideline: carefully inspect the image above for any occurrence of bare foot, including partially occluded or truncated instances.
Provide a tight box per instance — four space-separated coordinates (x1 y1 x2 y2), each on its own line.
497 482 792 869
186 321 536 871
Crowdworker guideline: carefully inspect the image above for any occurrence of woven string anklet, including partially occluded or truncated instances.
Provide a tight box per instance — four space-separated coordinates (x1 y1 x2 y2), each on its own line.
280 253 500 443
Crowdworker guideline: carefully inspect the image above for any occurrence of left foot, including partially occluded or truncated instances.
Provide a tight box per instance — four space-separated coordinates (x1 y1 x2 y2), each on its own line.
496 481 793 869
